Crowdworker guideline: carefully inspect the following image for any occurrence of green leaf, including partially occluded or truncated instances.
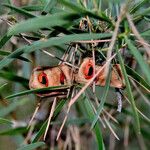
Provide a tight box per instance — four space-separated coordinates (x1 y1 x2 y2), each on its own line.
0 70 29 89
8 12 80 36
0 33 112 70
59 0 112 25
43 0 58 13
0 50 30 62
32 121 47 143
130 0 148 14
140 28 150 37
0 34 11 49
125 65 150 91
82 95 104 150
0 83 8 90
141 128 150 140
53 99 66 118
22 5 63 13
17 142 45 150
22 5 44 11
133 7 150 22
3 3 36 18
125 37 150 83
91 68 111 129
0 127 27 135
5 85 71 99
0 99 28 117
144 16 150 22
0 117 13 125
116 48 140 133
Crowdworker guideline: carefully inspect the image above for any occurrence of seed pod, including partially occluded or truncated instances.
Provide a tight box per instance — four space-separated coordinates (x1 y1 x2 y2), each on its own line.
29 65 72 97
75 57 125 89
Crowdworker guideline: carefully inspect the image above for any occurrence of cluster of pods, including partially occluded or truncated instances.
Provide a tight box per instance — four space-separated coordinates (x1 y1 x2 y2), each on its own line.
29 57 125 96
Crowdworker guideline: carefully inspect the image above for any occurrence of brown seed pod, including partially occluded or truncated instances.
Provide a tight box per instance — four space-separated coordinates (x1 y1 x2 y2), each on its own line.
75 57 125 89
29 65 73 97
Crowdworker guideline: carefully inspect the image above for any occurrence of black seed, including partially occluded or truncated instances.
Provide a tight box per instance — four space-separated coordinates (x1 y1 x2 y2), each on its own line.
88 66 93 76
41 76 47 85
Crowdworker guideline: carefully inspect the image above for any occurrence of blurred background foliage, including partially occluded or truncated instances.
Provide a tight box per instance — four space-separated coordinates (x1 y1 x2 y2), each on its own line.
0 0 150 150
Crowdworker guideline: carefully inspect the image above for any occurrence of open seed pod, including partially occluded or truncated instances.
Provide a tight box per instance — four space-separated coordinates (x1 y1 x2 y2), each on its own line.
75 57 125 89
75 57 94 83
29 64 73 97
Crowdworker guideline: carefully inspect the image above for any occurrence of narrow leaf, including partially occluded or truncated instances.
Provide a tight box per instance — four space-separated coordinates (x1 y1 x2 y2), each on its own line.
43 0 57 13
8 12 80 36
22 5 44 11
134 7 150 22
117 49 140 133
0 70 29 88
17 142 45 150
0 50 30 62
91 68 111 129
0 83 8 90
125 37 150 83
0 117 13 125
125 65 150 91
83 96 104 150
0 99 28 117
130 0 148 14
0 34 11 49
59 0 112 24
32 121 47 143
5 85 71 99
140 28 150 37
0 127 27 135
3 3 36 18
